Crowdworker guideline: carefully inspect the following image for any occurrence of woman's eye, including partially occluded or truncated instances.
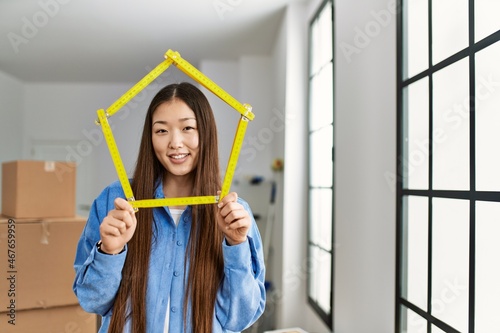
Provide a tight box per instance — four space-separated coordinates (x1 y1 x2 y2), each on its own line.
155 129 167 134
184 126 195 131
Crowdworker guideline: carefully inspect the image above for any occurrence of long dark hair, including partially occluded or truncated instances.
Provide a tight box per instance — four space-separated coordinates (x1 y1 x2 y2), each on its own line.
109 82 224 332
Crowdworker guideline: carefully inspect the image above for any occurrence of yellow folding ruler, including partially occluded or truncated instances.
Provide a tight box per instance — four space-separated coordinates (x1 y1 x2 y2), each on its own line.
96 49 254 210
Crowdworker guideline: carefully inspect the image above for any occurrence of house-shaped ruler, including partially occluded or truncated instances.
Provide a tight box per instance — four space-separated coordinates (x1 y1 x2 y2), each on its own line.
95 49 254 210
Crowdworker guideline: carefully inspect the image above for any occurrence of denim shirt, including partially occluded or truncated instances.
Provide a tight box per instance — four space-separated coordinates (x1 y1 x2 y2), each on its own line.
73 181 266 332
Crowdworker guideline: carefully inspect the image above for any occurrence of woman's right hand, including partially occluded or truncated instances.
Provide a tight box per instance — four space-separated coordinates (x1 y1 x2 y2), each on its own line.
98 198 137 254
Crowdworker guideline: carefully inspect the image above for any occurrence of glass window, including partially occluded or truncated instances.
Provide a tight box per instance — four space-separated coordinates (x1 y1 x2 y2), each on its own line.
475 201 500 331
310 62 334 131
309 125 333 187
431 198 469 332
404 0 428 78
475 40 500 191
403 78 429 189
401 196 428 311
431 0 468 64
432 325 447 333
475 1 500 42
431 59 469 191
400 305 427 333
398 1 500 332
310 188 332 251
308 0 333 329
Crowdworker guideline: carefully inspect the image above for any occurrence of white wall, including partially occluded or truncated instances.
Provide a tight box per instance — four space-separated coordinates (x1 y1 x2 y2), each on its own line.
0 71 24 208
268 9 287 330
0 71 24 161
266 3 333 331
198 60 241 175
270 2 332 332
199 57 278 289
268 0 397 332
281 0 312 328
199 56 275 183
334 0 396 332
238 56 275 182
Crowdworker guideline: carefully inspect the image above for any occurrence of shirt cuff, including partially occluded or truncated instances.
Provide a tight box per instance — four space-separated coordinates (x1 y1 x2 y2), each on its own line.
222 237 252 270
93 242 127 268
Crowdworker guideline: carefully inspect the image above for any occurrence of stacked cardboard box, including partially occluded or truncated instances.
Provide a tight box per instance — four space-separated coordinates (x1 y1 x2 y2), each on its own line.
0 161 97 332
1 160 77 219
0 216 97 332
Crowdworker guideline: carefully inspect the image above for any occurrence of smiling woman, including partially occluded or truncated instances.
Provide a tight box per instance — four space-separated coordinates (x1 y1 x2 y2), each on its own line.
73 82 266 333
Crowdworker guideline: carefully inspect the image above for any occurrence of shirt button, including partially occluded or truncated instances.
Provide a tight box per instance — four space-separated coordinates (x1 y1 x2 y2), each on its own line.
183 216 189 223
174 271 180 277
171 307 177 313
176 241 182 246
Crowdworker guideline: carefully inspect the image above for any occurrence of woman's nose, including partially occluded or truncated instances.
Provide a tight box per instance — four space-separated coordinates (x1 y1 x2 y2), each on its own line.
168 131 183 149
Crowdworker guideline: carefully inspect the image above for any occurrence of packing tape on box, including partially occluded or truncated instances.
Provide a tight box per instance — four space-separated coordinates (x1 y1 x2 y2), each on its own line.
44 161 56 172
40 221 50 245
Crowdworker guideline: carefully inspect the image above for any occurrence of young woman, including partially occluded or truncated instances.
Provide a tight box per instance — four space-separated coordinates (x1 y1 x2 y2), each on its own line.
73 82 266 332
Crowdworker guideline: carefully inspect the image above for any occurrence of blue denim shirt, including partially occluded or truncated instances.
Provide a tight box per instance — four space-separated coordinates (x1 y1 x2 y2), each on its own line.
73 181 266 332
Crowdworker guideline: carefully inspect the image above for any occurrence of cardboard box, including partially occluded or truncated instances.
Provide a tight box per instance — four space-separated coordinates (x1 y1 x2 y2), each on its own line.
0 304 97 333
2 160 76 218
0 216 86 311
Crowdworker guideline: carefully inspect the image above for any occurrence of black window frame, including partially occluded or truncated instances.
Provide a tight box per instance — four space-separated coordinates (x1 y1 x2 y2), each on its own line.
396 0 500 332
307 0 334 329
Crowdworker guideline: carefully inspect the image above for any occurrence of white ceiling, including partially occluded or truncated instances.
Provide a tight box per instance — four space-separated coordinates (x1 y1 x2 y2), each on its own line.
0 0 306 83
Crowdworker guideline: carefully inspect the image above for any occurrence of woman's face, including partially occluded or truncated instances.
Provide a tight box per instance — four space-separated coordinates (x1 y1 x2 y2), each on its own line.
152 99 199 181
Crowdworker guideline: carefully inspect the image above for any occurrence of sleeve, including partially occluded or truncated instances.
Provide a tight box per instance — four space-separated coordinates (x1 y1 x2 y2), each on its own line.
72 186 128 316
215 199 266 331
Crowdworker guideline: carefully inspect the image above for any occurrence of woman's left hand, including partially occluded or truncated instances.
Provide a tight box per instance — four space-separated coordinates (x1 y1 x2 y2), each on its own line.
217 192 250 245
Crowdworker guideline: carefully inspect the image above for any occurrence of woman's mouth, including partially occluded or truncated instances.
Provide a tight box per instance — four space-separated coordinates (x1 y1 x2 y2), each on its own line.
170 153 188 159
169 153 189 163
